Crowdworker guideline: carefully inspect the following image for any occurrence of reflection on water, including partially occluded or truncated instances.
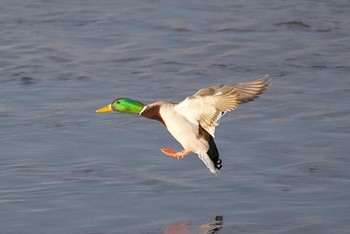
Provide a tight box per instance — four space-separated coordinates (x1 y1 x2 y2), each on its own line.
201 216 223 234
164 220 192 234
164 216 223 234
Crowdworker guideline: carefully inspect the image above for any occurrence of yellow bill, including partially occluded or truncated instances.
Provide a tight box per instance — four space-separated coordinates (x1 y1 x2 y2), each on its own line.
96 104 113 113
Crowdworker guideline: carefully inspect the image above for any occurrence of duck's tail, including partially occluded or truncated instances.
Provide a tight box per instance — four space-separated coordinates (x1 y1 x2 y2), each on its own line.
198 136 222 174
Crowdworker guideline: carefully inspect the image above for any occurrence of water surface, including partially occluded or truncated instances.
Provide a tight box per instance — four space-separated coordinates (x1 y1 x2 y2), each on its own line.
1 0 350 233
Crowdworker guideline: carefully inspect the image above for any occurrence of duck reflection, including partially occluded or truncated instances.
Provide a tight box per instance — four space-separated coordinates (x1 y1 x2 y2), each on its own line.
163 215 223 234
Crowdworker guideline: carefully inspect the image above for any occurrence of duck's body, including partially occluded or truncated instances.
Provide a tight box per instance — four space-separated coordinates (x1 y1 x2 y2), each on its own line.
96 75 270 174
148 102 220 173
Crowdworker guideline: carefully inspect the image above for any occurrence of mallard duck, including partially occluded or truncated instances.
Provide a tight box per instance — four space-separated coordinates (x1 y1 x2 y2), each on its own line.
96 75 270 174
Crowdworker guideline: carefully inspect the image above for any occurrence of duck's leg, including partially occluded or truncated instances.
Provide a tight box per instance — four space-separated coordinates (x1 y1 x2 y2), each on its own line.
160 148 191 159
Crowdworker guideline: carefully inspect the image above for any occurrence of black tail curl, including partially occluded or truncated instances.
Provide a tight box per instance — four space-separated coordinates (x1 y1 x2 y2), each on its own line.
207 136 222 170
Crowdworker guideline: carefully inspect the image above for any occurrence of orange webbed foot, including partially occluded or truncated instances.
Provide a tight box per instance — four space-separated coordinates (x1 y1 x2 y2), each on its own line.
160 148 191 159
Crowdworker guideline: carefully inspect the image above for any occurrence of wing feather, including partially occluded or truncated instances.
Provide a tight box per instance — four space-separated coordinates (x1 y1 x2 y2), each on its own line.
175 91 240 137
228 74 270 103
174 75 270 137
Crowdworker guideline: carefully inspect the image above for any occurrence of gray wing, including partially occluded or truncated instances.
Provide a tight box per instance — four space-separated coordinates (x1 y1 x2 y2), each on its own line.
178 74 270 137
193 74 270 104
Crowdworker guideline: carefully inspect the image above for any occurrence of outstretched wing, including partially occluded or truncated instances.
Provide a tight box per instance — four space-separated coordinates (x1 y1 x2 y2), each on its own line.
193 74 270 103
228 74 270 104
175 88 240 137
175 75 270 137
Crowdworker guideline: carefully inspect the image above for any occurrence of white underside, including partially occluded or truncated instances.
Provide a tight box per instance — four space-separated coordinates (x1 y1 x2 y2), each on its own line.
159 104 217 174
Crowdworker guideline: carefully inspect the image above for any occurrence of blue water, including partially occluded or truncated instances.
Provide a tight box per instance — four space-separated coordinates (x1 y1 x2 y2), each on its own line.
1 0 350 233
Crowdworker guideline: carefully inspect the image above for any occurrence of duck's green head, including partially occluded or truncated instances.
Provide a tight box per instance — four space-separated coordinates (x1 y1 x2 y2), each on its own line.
96 98 145 114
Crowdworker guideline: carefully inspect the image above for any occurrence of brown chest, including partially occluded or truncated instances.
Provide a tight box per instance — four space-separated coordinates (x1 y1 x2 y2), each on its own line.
140 105 166 125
